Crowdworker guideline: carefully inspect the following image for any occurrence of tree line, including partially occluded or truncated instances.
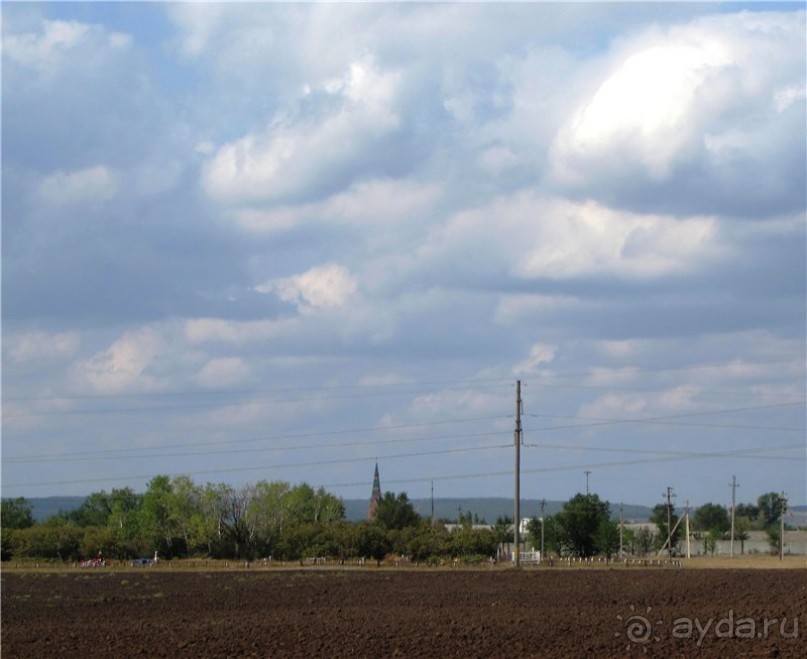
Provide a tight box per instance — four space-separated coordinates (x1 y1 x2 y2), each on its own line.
523 490 792 558
0 476 499 564
1 479 793 563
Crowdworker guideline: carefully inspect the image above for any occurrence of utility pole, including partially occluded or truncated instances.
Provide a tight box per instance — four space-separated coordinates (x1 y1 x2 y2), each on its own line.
780 492 788 561
685 500 691 559
584 470 591 495
619 503 624 559
540 499 546 560
431 480 435 526
664 487 676 560
729 475 739 558
514 380 522 567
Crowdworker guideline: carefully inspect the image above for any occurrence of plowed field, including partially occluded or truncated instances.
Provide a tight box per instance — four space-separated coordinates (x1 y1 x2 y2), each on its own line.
2 568 805 657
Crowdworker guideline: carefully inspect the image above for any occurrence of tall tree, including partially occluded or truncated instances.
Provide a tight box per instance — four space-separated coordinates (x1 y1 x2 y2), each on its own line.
141 476 174 552
693 503 729 536
1 497 34 529
374 492 421 530
554 493 612 558
757 492 785 527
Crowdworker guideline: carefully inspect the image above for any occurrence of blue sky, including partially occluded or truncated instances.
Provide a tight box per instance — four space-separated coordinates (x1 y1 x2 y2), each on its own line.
2 2 805 509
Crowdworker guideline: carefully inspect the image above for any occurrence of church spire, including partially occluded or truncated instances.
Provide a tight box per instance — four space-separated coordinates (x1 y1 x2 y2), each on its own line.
366 462 382 520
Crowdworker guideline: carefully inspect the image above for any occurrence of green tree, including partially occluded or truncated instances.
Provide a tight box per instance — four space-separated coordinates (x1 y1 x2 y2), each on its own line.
702 529 719 555
374 492 421 531
757 492 785 527
448 527 497 559
554 493 612 558
397 522 448 562
651 503 681 552
734 516 751 554
108 488 145 557
595 518 620 559
622 527 636 556
735 503 759 523
355 521 390 564
1 497 34 529
11 522 82 561
166 476 201 555
634 527 655 556
141 476 176 556
694 503 729 536
493 516 514 545
766 524 783 555
69 491 114 527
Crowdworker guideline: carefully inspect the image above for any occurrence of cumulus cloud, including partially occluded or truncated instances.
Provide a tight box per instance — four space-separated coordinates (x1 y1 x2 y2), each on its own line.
3 19 131 74
550 11 806 215
3 4 803 502
513 343 557 376
5 331 81 363
255 263 358 313
417 192 718 286
202 57 402 204
228 177 441 235
70 326 170 393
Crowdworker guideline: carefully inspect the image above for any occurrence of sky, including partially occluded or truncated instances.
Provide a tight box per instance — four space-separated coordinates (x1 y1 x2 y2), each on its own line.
2 1 805 511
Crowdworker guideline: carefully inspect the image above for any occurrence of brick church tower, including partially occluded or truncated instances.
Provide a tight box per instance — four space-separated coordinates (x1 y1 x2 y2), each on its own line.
366 462 382 520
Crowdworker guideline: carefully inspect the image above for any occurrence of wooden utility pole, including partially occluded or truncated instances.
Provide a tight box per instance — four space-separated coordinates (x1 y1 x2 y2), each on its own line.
685 500 691 559
513 380 522 567
584 470 591 495
540 499 546 560
664 487 675 560
619 503 624 559
780 492 788 561
729 475 739 557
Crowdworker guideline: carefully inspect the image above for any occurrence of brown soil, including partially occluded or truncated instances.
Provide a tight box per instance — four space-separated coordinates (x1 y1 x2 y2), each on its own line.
2 568 805 658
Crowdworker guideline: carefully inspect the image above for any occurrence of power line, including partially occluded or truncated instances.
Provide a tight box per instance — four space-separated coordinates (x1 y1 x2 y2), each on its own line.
526 401 805 433
2 414 512 462
6 440 801 491
6 358 800 404
2 442 511 489
523 441 801 460
2 382 514 419
2 376 516 403
5 430 514 465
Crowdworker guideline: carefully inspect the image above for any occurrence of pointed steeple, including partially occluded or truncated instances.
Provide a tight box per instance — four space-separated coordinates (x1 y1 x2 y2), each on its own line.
367 462 382 520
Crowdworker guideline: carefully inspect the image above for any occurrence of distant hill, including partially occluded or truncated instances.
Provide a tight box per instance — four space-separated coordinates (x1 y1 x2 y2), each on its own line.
344 497 653 523
15 496 86 522
18 495 655 524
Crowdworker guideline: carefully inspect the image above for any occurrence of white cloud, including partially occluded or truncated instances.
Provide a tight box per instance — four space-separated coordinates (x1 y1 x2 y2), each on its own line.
228 177 441 236
513 343 557 376
773 85 806 113
516 199 717 279
4 19 131 75
39 165 118 205
70 326 169 393
202 56 402 204
549 11 806 210
5 331 80 363
418 192 718 284
554 39 731 183
256 263 358 313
